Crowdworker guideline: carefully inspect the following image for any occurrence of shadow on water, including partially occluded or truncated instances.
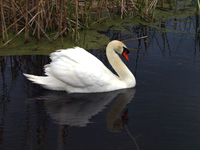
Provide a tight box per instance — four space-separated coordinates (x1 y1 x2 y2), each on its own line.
41 89 135 128
1 13 200 150
43 88 141 150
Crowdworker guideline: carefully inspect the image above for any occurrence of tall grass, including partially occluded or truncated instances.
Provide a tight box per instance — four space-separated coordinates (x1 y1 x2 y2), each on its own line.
196 0 200 13
0 0 181 47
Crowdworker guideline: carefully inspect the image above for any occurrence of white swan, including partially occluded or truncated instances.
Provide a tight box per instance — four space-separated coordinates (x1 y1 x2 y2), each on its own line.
24 40 136 93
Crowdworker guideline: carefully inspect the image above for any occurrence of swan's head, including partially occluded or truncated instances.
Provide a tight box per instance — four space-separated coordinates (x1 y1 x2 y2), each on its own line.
107 40 130 61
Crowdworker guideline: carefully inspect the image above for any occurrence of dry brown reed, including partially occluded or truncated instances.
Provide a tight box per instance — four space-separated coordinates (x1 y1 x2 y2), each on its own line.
0 0 160 47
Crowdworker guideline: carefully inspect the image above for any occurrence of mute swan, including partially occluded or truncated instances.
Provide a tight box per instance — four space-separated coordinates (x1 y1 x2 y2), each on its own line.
24 40 136 93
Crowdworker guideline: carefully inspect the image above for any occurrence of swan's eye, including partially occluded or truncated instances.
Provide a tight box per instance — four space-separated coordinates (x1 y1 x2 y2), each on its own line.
122 47 130 61
123 47 130 54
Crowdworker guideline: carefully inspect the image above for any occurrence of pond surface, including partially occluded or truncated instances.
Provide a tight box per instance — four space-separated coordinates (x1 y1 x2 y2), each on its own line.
1 15 200 150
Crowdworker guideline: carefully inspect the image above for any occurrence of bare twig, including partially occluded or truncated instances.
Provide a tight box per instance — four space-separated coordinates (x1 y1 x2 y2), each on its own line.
28 12 52 42
124 125 140 150
122 36 148 42
0 11 41 48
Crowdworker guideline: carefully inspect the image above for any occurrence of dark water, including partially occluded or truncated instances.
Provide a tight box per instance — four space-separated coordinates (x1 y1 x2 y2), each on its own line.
1 15 200 150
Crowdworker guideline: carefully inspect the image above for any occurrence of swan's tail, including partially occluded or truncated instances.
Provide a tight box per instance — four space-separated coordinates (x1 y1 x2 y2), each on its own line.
24 73 48 85
23 73 67 91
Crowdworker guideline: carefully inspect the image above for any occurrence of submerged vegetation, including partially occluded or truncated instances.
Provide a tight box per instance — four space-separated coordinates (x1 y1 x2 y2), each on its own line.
0 0 197 51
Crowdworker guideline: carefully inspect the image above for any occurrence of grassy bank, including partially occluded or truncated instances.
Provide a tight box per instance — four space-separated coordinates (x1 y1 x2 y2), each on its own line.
0 0 197 52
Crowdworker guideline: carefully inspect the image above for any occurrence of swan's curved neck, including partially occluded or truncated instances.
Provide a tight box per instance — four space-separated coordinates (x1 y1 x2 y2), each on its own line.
106 44 135 85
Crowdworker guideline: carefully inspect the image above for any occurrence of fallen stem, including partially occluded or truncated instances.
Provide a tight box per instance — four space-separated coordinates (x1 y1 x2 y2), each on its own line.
0 11 41 48
122 36 148 42
124 124 140 150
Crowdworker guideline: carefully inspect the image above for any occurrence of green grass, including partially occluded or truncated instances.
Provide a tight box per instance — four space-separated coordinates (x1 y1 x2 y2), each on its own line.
0 28 110 56
0 3 197 56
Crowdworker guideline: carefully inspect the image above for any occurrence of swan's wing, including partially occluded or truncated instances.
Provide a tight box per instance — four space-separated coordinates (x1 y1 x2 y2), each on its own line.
45 47 118 88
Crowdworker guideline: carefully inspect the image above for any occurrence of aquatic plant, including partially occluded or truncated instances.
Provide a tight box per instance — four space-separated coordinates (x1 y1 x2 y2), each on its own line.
0 0 194 47
196 0 200 13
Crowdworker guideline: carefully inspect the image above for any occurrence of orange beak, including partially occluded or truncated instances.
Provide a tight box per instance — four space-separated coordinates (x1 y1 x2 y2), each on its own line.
122 47 130 61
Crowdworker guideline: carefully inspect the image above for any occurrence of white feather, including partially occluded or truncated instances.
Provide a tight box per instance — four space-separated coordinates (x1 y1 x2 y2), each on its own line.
24 41 136 93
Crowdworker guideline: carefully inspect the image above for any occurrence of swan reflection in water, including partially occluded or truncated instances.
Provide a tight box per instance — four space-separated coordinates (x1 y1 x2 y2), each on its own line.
42 88 136 131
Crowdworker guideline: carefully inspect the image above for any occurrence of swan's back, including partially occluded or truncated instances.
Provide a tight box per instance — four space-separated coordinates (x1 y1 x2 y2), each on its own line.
50 47 99 64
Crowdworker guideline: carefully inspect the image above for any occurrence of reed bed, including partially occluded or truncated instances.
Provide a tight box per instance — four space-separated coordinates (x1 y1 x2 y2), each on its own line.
0 0 179 47
196 0 200 13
